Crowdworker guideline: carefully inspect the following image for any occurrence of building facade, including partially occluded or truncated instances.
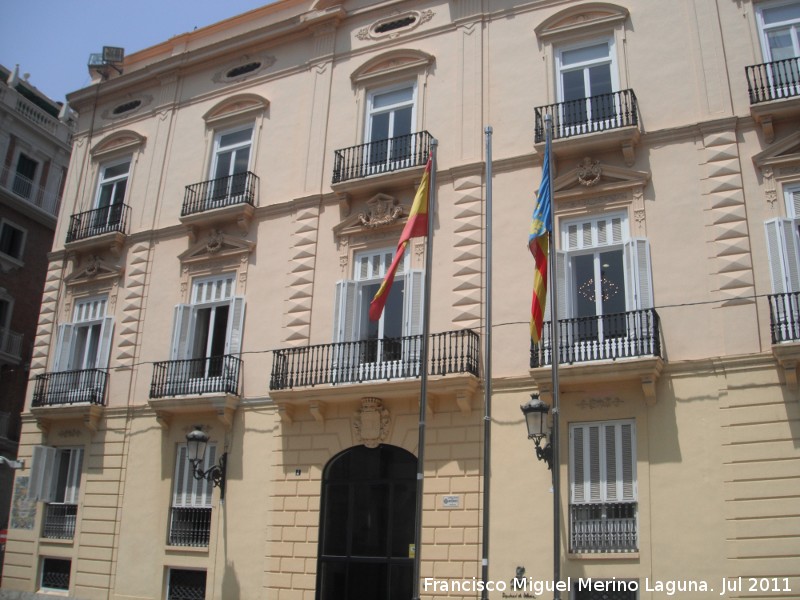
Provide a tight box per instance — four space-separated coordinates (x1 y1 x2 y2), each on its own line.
2 0 800 599
0 63 72 560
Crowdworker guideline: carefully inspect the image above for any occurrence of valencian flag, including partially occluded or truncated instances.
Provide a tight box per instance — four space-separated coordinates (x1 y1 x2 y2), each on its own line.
369 158 432 321
529 137 552 343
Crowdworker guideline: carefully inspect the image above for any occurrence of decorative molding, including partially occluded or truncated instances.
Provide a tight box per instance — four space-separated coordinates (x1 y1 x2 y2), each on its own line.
576 397 624 410
64 254 124 287
212 55 276 85
358 194 403 228
282 204 320 345
451 174 483 329
352 397 391 448
90 130 146 159
178 229 255 266
202 93 269 127
351 49 435 85
100 95 153 121
535 2 629 40
577 157 602 187
356 10 434 41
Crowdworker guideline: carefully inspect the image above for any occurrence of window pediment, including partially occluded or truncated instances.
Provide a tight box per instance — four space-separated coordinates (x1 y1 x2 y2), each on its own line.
179 229 256 265
754 130 800 170
536 3 629 40
65 255 124 287
351 49 435 85
554 158 649 201
90 130 146 160
202 93 269 127
334 193 406 237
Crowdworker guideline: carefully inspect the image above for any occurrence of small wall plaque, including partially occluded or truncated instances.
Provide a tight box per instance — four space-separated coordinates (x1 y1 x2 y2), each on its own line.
442 495 460 509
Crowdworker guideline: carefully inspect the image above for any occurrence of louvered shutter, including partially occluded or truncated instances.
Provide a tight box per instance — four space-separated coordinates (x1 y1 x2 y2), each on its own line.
765 218 800 294
95 316 115 369
333 281 359 343
30 445 58 502
570 421 636 504
63 448 84 504
170 305 194 361
53 323 75 372
225 297 246 355
623 239 654 310
570 426 585 503
555 249 570 319
403 269 424 337
620 422 636 501
173 444 216 508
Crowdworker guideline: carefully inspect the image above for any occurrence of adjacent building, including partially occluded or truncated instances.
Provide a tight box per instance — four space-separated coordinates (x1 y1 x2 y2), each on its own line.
2 0 799 599
0 63 72 561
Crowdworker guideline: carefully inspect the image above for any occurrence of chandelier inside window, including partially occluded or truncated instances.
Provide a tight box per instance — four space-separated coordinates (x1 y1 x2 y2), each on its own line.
578 273 620 303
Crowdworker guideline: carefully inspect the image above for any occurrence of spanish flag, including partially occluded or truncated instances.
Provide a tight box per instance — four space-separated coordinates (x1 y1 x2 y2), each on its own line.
369 158 432 321
529 138 552 343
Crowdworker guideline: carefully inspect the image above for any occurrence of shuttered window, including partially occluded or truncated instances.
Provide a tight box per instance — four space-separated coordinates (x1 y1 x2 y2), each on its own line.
53 295 114 373
29 446 84 503
172 443 217 508
570 420 636 504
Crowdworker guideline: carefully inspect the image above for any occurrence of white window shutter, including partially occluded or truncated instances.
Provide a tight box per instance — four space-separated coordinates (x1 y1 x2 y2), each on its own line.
29 445 58 502
765 218 800 294
53 323 75 372
63 448 84 504
620 423 636 501
402 269 424 338
624 238 654 311
173 445 189 507
199 445 216 506
333 281 358 343
555 249 570 320
588 425 602 502
570 426 585 503
95 316 115 369
225 296 246 355
170 304 193 361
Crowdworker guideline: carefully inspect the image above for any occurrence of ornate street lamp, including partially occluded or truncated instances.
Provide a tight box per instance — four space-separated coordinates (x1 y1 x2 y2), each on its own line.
520 393 552 470
186 426 227 500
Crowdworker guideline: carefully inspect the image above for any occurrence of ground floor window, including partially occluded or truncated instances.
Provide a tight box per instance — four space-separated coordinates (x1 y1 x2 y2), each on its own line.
316 444 417 600
40 558 70 591
168 568 207 600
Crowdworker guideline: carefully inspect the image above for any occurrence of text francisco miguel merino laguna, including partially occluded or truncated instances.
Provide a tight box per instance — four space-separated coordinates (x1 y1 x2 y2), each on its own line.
423 576 793 596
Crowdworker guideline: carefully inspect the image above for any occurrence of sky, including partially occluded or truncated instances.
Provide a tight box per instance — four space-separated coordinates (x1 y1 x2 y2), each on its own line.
0 0 277 103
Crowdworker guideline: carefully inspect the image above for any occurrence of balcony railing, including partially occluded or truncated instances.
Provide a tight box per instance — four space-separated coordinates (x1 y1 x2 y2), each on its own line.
570 502 637 553
747 57 800 104
332 130 433 184
150 355 243 399
768 292 800 343
534 89 638 143
32 369 108 407
530 309 661 368
182 171 258 217
0 327 24 360
66 203 131 243
270 329 480 390
0 166 62 218
168 507 212 547
43 503 78 539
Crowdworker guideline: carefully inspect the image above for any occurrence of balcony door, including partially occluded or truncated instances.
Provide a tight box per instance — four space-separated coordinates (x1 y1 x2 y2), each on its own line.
365 84 416 173
92 158 130 234
758 1 800 61
317 445 416 600
556 39 618 130
209 126 252 207
13 154 37 199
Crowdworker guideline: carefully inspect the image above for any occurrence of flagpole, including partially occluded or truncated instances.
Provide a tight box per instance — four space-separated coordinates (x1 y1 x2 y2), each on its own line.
481 126 493 600
412 139 437 600
544 113 562 600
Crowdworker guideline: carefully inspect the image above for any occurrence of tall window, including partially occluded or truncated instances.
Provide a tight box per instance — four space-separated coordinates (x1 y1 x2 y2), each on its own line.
92 158 130 233
333 248 423 380
556 38 618 128
765 184 800 341
757 1 800 61
569 420 637 553
316 445 417 600
0 219 26 262
210 125 253 204
12 153 38 199
30 446 84 540
366 84 416 169
168 443 216 547
170 274 245 382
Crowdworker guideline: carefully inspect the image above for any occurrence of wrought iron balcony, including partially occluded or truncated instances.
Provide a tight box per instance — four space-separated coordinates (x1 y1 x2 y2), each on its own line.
768 292 800 343
0 166 62 218
168 506 212 547
182 171 258 217
747 57 800 104
66 203 131 243
150 355 243 399
270 329 480 390
530 309 661 368
332 131 433 184
570 502 637 553
32 369 108 407
42 503 78 540
534 89 639 143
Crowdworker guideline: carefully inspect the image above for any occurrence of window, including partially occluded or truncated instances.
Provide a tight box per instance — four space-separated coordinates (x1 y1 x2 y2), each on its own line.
569 420 637 553
30 446 84 540
333 248 423 380
554 214 653 359
765 184 800 341
757 1 800 61
167 568 207 600
317 445 416 600
168 443 216 547
556 38 618 128
91 158 130 234
169 274 245 390
40 558 71 592
365 84 416 170
0 219 26 261
209 125 253 205
12 153 38 199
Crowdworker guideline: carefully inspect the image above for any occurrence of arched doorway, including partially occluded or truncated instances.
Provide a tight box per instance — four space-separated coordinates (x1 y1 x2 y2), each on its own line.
316 444 417 600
